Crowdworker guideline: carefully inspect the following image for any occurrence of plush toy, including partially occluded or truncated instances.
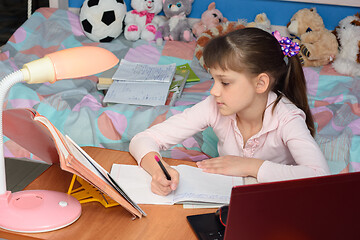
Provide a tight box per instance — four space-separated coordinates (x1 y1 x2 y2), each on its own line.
159 0 194 42
246 13 271 33
195 21 246 70
332 13 360 76
192 2 228 38
80 0 127 42
124 0 164 41
287 8 338 67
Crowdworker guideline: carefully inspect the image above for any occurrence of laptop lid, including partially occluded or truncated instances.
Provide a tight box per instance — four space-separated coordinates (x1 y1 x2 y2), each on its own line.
224 172 360 240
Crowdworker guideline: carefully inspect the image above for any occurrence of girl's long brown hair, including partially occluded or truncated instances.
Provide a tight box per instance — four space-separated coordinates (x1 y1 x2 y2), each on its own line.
203 28 315 136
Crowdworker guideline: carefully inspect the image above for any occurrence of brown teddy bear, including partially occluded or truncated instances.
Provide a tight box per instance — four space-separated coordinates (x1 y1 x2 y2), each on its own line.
287 8 338 67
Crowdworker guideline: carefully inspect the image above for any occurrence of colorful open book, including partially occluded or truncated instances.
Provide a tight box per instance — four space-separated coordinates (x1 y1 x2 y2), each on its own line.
3 108 145 218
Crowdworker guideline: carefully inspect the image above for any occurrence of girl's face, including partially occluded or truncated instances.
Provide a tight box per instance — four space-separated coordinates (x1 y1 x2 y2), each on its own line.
209 67 258 116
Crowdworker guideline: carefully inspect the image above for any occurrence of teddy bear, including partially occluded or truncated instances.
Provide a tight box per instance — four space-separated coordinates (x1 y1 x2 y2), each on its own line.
332 13 360 76
246 13 272 33
195 21 246 70
158 0 194 42
124 0 164 41
192 2 228 38
287 8 338 67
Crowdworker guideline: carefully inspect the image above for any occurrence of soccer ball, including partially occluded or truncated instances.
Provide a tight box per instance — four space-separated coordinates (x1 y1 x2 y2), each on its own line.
80 0 127 42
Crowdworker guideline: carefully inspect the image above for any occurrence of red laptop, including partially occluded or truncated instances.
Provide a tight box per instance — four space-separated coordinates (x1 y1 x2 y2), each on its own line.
187 171 360 240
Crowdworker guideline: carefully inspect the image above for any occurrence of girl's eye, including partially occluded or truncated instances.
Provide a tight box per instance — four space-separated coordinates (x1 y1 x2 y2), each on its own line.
176 3 182 7
221 82 229 86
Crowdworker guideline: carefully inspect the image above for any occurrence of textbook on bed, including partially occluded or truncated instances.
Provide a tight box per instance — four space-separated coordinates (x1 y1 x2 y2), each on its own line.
103 59 176 106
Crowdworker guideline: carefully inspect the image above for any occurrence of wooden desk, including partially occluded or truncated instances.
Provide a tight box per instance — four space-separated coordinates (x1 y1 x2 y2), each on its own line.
0 147 216 240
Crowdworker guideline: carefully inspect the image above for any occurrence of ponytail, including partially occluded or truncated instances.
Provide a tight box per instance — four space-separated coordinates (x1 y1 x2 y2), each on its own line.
272 56 315 137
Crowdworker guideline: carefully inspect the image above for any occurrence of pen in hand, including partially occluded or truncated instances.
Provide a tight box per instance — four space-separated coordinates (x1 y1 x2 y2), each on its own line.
155 155 171 180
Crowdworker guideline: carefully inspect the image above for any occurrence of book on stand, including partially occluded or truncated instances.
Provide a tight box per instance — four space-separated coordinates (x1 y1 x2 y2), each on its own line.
3 108 146 219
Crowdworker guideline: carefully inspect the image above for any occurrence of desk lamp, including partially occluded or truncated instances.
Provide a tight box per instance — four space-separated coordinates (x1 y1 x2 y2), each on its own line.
0 46 119 232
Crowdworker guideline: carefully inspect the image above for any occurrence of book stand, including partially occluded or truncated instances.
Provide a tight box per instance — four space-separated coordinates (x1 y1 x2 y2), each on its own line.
67 175 119 208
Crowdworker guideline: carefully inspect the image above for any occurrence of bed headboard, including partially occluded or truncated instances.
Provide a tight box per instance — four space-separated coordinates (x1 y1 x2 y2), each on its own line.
49 0 359 30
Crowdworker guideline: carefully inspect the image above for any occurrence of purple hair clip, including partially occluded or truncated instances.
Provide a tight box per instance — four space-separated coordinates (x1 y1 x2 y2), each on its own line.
272 31 300 57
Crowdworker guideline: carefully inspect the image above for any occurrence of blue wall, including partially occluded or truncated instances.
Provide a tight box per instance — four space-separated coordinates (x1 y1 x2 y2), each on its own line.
69 0 359 30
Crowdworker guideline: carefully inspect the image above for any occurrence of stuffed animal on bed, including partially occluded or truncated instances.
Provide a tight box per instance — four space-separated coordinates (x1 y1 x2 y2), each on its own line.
124 0 164 41
158 0 194 42
246 13 271 33
192 2 228 38
80 0 127 42
195 21 246 70
332 13 360 77
287 8 338 67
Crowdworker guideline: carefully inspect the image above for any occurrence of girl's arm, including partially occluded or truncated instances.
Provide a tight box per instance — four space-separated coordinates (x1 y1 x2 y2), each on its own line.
196 155 264 178
257 115 330 182
129 96 216 165
129 96 216 194
197 112 330 182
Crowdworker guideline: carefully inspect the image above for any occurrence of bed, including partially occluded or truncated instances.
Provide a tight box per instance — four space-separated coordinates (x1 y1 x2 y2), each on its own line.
1 0 359 175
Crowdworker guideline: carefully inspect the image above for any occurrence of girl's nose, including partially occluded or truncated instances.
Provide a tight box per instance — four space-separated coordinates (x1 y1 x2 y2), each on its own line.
210 82 220 97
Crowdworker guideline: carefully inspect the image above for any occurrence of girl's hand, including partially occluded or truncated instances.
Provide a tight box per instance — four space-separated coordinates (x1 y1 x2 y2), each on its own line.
150 166 179 196
196 155 264 178
140 152 180 196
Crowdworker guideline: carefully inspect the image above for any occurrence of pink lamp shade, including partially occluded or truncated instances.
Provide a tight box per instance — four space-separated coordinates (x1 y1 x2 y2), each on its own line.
21 46 119 84
47 46 119 80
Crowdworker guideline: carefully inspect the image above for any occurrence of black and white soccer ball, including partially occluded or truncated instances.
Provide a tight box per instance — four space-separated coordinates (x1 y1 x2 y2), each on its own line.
80 0 127 42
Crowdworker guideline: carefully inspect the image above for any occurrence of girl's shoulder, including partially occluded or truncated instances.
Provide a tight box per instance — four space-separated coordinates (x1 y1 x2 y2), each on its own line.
267 92 306 122
275 96 306 122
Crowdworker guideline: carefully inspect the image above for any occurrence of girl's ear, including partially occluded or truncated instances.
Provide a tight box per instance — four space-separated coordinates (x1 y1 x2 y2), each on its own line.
255 73 270 94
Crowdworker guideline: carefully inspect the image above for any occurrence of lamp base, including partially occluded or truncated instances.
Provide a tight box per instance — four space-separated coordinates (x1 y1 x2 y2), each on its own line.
0 190 81 233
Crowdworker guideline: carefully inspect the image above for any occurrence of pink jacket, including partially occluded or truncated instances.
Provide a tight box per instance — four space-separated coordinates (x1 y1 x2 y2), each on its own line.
129 92 330 182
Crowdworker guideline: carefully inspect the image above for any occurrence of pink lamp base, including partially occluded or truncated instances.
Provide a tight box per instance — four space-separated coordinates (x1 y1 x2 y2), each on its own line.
0 190 81 233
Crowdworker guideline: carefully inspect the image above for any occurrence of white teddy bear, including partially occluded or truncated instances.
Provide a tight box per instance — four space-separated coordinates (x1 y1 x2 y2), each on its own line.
332 14 360 77
124 0 164 41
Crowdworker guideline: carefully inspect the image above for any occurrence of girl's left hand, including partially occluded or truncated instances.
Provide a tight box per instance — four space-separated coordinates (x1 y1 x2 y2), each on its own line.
196 155 264 178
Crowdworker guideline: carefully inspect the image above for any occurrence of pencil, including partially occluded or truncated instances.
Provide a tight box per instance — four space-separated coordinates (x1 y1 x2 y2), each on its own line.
154 155 171 180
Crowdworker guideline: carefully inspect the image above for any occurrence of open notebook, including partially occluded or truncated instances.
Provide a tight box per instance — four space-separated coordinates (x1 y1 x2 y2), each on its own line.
110 164 243 207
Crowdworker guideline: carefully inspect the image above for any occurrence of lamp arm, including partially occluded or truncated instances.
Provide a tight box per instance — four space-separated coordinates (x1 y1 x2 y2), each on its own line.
0 70 25 195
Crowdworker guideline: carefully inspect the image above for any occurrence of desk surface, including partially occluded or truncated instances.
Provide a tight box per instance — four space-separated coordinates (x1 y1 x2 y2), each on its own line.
0 147 216 240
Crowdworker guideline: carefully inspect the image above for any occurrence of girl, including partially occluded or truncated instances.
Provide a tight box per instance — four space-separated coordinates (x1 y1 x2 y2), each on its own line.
129 28 330 196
